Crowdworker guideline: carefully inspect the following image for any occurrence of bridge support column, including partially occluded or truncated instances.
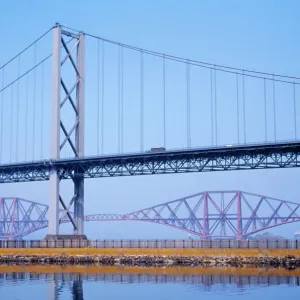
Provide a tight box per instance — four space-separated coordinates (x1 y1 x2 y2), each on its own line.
48 169 59 235
47 23 61 237
46 23 86 240
73 31 85 236
74 177 84 235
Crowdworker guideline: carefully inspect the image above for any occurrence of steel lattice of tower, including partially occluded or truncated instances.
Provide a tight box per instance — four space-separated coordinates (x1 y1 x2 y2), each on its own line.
47 24 85 239
1 191 300 239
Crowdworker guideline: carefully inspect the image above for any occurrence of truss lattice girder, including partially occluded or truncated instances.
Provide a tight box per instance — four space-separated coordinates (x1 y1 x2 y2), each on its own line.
1 190 300 239
0 197 48 239
0 142 300 183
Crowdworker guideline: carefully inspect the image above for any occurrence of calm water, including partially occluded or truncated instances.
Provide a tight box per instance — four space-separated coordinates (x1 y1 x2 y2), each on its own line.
0 266 299 299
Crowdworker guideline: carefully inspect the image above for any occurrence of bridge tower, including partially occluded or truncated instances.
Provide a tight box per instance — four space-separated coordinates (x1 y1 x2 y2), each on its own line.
46 23 86 240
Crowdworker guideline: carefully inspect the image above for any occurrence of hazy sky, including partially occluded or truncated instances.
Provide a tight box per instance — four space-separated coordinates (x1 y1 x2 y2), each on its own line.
0 0 300 239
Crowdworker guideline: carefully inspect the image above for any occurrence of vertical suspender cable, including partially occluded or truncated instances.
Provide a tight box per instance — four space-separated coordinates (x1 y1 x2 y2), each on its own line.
273 75 276 141
0 68 4 163
120 46 123 153
186 61 191 148
140 50 144 152
32 42 37 160
16 56 20 161
97 39 100 155
293 83 297 140
236 73 240 144
163 55 166 148
264 78 267 142
242 70 246 144
101 40 105 155
118 45 121 154
40 62 44 159
10 85 14 163
210 69 214 145
25 75 29 161
214 68 218 145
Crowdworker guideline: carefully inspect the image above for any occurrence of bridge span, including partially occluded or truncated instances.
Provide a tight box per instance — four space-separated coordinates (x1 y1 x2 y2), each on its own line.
1 141 300 183
1 23 300 239
1 190 300 239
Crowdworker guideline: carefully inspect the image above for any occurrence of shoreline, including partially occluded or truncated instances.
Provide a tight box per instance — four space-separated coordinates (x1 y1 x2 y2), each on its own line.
1 248 300 269
0 254 300 269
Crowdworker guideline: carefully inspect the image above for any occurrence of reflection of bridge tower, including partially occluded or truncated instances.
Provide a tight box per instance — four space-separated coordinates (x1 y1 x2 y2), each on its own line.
47 274 84 300
47 275 58 300
72 279 84 300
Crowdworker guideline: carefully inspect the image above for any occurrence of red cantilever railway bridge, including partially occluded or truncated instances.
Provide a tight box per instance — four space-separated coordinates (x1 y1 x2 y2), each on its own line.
0 190 300 240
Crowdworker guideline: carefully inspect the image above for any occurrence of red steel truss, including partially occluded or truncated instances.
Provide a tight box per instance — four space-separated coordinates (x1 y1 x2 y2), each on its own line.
1 191 300 239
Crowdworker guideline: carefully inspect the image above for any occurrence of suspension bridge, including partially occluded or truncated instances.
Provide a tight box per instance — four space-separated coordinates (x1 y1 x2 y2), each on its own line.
0 23 300 239
1 191 300 239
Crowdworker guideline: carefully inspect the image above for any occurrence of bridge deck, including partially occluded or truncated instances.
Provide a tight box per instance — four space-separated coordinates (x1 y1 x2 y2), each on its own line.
0 141 300 183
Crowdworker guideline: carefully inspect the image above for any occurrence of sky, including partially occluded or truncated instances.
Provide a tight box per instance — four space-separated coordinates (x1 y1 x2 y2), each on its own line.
0 0 300 240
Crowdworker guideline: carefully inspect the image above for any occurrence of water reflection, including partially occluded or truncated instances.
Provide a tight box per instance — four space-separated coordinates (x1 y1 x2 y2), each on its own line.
45 277 84 300
0 267 299 299
72 280 83 300
48 279 57 300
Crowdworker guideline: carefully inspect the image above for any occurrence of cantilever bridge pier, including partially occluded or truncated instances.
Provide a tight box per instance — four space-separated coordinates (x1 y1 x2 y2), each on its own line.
1 23 300 240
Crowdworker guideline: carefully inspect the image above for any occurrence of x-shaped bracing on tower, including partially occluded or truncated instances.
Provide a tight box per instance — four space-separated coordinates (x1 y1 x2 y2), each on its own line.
47 24 85 238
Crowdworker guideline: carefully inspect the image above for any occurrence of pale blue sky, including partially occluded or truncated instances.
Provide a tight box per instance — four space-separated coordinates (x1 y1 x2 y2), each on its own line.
0 0 300 239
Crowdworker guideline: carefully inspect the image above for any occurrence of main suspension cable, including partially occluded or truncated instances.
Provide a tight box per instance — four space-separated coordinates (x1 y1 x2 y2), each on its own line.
0 27 53 71
69 26 300 82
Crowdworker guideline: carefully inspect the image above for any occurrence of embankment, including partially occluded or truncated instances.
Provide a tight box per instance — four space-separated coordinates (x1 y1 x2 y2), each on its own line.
0 248 300 268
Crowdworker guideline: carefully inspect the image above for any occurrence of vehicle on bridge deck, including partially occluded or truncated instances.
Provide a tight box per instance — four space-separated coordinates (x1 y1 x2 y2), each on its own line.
145 147 166 153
